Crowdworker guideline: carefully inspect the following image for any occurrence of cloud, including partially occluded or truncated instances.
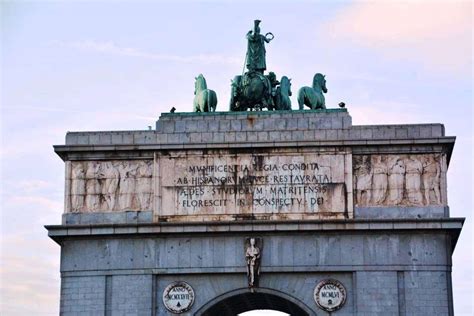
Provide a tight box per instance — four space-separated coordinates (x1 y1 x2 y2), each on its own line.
350 100 426 125
13 180 53 192
58 40 241 65
322 1 472 75
1 239 60 315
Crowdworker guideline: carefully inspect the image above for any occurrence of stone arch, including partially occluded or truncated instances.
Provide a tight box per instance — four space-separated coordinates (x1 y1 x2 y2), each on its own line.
194 287 317 316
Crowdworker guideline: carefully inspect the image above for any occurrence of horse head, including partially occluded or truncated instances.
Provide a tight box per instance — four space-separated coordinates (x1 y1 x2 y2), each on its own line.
194 74 208 94
280 76 292 96
231 76 242 97
313 73 327 93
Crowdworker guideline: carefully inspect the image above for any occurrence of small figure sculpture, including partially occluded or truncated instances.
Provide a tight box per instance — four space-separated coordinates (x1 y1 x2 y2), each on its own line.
245 238 261 288
101 161 120 210
405 156 423 205
388 158 405 204
371 155 388 204
118 161 138 210
422 156 441 205
193 74 217 113
297 73 327 110
137 161 153 210
246 20 274 74
274 76 292 110
355 156 372 205
71 164 86 212
85 161 101 211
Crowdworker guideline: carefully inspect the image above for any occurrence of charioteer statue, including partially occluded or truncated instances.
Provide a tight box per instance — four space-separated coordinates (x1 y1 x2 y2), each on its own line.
230 20 292 111
246 19 273 74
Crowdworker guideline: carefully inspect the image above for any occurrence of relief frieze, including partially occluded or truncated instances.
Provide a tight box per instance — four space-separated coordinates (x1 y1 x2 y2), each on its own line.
68 160 153 212
354 154 444 207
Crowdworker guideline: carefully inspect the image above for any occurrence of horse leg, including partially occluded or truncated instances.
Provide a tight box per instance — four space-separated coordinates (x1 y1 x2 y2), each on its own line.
193 98 200 112
297 92 304 110
208 90 217 112
284 97 291 110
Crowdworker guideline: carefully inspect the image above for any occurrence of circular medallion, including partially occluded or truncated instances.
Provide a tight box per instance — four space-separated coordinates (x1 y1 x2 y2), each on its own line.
162 281 195 314
314 279 346 312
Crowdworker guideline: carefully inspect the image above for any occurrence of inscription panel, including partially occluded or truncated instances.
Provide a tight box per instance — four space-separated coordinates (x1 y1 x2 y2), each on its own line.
156 150 351 221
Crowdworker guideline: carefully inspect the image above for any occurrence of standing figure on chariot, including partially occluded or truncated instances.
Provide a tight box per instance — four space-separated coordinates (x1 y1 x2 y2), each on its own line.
246 20 274 74
230 20 278 111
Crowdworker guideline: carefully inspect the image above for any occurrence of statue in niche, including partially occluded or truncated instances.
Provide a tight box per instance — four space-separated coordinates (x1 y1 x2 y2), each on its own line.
355 156 372 205
245 237 261 288
388 158 405 204
118 161 138 210
85 161 101 211
371 155 388 205
137 161 152 210
71 163 85 212
405 156 423 205
101 161 120 210
193 74 217 113
422 155 441 205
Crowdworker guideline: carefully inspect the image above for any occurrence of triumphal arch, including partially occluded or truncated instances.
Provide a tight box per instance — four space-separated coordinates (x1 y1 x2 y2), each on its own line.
47 21 463 316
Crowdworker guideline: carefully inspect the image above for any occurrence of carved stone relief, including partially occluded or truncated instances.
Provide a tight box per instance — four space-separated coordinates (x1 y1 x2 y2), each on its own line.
68 160 153 212
354 154 444 206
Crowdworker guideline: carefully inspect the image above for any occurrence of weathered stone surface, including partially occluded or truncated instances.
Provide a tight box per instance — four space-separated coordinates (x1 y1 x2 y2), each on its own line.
51 110 461 316
354 154 446 207
156 149 351 221
67 160 153 212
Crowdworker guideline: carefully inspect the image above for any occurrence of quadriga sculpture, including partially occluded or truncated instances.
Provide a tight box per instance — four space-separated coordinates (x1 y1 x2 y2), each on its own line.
274 76 292 110
193 74 218 112
297 73 327 110
230 72 274 111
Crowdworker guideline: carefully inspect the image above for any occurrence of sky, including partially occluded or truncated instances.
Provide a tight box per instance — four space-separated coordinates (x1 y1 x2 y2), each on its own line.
0 0 472 315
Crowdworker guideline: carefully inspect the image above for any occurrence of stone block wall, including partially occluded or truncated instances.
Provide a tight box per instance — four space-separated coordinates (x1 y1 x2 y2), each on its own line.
60 276 105 315
355 272 399 315
107 275 154 316
61 110 447 148
403 271 452 315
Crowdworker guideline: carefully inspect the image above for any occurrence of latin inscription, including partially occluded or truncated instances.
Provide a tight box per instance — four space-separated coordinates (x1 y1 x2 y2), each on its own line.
158 153 347 217
162 282 195 313
314 279 347 312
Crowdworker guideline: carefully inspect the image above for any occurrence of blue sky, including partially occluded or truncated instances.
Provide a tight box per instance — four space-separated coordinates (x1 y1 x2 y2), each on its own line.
1 1 472 315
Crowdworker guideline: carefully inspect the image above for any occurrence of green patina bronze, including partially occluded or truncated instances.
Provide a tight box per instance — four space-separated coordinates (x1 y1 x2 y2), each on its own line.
230 72 276 111
193 74 218 113
192 20 332 112
274 76 292 111
246 20 274 74
297 73 327 110
229 20 293 111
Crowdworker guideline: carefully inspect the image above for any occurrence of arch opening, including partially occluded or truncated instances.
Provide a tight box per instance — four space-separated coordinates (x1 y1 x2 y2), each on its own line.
197 289 313 316
239 310 289 316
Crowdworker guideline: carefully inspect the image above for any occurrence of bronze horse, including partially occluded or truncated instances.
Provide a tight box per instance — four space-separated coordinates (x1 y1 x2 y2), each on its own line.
193 74 218 112
274 76 292 110
230 72 274 111
297 73 327 110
